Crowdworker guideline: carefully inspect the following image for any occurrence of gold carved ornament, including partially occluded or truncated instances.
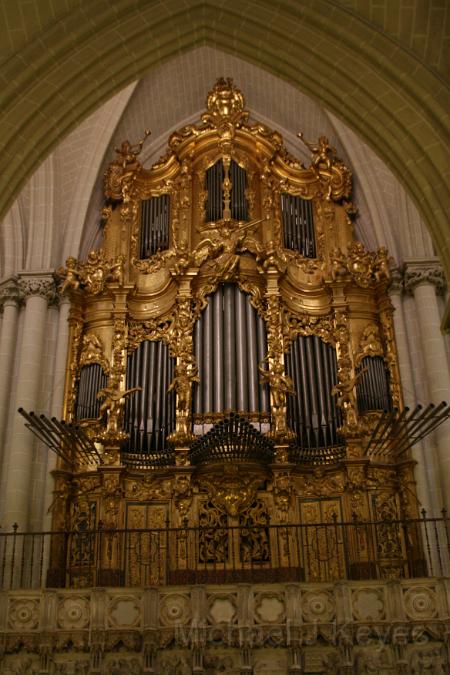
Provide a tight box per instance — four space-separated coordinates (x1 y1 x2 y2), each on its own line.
260 294 296 442
330 242 390 287
58 250 125 296
297 132 352 202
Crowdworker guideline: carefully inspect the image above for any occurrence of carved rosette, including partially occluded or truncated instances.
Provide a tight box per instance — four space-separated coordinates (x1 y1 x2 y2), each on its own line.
404 260 447 295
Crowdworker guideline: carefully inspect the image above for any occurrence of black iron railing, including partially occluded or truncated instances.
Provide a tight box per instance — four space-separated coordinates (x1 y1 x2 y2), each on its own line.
0 515 448 590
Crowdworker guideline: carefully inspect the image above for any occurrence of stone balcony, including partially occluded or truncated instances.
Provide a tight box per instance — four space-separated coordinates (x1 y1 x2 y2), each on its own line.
1 578 449 674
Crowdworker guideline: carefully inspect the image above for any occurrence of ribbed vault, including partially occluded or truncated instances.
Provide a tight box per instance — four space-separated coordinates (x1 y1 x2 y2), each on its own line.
0 0 449 283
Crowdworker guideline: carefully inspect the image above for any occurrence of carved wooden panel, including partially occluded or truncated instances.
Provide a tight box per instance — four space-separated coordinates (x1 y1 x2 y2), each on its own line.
125 503 168 586
299 498 345 582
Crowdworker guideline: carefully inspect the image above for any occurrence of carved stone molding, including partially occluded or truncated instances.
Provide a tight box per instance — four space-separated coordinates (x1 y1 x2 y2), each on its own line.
0 276 22 308
18 272 57 304
388 267 403 296
404 260 447 295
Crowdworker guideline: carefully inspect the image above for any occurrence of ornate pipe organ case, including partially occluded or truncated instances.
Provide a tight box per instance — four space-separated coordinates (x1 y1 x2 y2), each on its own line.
53 79 420 586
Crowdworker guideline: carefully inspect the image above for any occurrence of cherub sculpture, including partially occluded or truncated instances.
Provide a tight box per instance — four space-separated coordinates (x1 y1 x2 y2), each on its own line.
97 386 141 433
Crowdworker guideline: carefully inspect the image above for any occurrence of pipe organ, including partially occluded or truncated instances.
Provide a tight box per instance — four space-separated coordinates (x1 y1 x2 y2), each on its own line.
193 283 269 426
50 78 427 584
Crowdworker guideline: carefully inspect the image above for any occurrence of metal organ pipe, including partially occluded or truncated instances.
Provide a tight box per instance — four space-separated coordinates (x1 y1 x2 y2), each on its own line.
357 356 392 412
236 288 248 411
75 364 108 420
193 284 269 420
213 290 224 413
245 294 258 412
124 340 175 455
281 193 316 258
139 195 170 258
224 284 236 409
286 335 342 453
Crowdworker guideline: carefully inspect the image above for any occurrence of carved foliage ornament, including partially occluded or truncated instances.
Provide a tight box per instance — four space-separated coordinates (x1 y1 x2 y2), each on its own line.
297 132 352 202
330 242 390 287
404 261 446 295
18 275 56 302
354 322 384 367
79 333 109 373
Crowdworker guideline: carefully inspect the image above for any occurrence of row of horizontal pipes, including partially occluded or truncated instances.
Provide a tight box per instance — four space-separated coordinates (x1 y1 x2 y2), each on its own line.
139 194 170 258
281 193 316 258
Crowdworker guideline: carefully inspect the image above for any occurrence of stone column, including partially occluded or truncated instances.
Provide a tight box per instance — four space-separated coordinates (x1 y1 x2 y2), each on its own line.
42 295 71 530
2 273 56 531
0 277 22 479
404 259 450 510
389 270 437 514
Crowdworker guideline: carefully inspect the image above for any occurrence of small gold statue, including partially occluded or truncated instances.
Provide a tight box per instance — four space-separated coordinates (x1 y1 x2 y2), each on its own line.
58 256 83 294
97 386 141 433
298 133 336 172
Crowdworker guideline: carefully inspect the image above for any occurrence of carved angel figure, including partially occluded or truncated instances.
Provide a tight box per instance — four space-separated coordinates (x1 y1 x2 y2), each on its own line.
259 359 296 410
97 386 141 433
168 359 200 415
330 247 348 281
331 367 368 410
114 129 151 169
192 218 261 277
58 256 83 294
298 132 336 172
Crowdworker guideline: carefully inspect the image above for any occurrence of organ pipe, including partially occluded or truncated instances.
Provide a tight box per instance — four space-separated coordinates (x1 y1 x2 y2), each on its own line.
123 340 175 455
357 356 392 412
285 335 342 450
139 195 170 258
193 284 269 419
205 159 248 223
75 364 108 420
281 193 316 258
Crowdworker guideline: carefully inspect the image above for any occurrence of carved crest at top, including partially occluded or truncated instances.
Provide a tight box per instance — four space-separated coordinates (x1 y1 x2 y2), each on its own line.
202 77 249 131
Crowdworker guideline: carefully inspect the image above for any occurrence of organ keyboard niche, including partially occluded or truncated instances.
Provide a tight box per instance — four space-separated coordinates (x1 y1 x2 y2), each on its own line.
49 77 435 578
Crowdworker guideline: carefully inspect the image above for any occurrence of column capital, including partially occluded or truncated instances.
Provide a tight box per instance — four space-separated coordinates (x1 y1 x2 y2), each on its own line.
0 275 22 309
403 258 447 295
388 267 404 296
18 271 57 304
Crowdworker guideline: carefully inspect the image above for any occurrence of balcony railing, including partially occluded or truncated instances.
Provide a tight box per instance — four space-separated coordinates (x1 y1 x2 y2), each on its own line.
0 515 448 590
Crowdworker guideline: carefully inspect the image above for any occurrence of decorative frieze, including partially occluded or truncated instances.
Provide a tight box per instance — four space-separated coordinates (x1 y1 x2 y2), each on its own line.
0 579 448 674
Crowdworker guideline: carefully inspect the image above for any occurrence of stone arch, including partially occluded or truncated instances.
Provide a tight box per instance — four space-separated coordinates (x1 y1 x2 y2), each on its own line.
1 0 449 277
